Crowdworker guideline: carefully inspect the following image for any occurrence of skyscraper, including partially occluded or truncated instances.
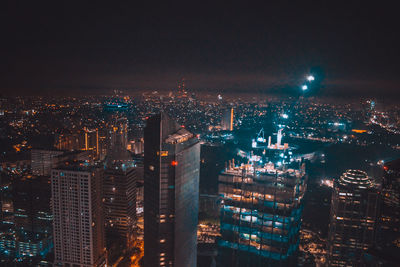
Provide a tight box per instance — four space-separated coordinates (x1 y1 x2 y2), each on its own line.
51 163 106 267
375 159 400 263
144 113 200 267
109 117 128 152
221 108 234 131
327 170 379 266
103 116 137 247
218 161 307 266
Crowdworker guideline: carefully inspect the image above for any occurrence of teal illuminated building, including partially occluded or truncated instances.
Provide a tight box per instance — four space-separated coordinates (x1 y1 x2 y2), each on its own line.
218 161 307 266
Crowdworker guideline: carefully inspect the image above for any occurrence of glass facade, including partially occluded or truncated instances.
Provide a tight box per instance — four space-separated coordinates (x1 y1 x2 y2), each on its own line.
218 163 307 266
327 170 379 266
144 113 200 267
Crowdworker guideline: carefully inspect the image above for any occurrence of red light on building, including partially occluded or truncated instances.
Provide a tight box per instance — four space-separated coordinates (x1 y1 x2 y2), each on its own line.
171 161 178 166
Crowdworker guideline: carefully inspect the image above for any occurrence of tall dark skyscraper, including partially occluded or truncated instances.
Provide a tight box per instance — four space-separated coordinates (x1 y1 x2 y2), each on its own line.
144 113 200 267
218 161 307 266
375 159 400 263
327 170 379 266
103 117 137 247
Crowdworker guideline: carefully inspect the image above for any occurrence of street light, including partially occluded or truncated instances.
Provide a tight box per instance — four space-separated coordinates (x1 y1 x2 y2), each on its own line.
302 85 308 91
307 75 315 81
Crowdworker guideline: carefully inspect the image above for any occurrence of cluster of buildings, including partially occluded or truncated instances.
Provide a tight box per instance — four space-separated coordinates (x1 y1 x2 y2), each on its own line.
0 93 399 266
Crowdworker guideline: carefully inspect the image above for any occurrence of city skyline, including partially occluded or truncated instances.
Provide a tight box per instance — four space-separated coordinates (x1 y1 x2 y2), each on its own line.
1 2 400 267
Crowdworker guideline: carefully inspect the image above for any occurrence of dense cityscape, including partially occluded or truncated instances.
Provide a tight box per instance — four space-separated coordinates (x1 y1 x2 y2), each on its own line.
2 2 400 267
0 88 399 266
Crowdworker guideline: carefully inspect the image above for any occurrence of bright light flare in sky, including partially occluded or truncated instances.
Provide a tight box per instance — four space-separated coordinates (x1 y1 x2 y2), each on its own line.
302 85 308 90
307 75 315 81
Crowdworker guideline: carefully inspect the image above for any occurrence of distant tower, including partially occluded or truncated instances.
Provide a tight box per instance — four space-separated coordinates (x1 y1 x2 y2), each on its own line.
110 117 128 152
221 108 234 131
177 78 187 98
144 113 200 267
51 163 106 266
327 170 379 266
277 129 283 147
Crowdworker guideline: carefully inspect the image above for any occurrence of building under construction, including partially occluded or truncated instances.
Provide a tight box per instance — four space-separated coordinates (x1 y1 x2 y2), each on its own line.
218 160 307 266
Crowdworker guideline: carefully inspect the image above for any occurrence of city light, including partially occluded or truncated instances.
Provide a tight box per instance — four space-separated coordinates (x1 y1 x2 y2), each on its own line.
282 113 289 119
320 179 334 188
302 85 308 90
307 75 315 81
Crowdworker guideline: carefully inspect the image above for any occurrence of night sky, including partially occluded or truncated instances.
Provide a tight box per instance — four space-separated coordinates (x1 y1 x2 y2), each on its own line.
1 2 399 97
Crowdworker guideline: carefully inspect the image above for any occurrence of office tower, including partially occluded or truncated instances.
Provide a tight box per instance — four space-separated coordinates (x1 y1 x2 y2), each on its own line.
221 108 234 131
109 117 128 152
327 170 379 266
375 159 400 262
31 149 64 176
218 162 307 266
144 113 200 267
51 163 106 267
13 175 52 234
0 174 53 259
103 117 137 247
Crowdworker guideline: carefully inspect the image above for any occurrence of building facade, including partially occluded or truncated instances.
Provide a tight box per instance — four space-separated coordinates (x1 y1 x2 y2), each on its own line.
374 159 400 263
51 163 106 267
144 113 200 267
31 149 64 176
103 159 137 246
218 162 307 266
327 169 379 266
221 108 234 131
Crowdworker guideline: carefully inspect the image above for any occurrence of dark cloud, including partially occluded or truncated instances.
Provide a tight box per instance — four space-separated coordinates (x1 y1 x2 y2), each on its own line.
1 2 399 98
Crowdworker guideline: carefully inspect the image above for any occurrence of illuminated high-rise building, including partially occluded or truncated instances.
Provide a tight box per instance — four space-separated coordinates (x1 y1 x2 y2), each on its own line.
221 108 234 131
109 117 128 152
327 170 379 266
55 128 107 160
144 113 200 267
218 162 307 266
51 163 106 267
103 117 137 247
